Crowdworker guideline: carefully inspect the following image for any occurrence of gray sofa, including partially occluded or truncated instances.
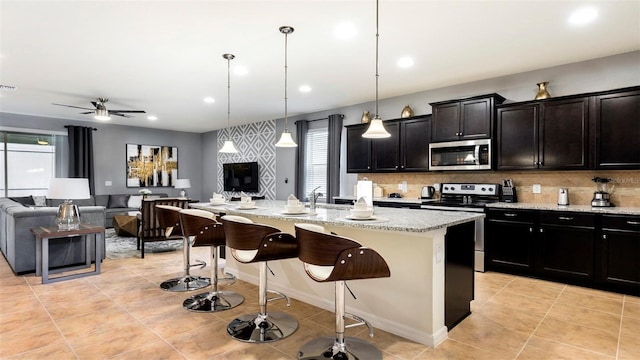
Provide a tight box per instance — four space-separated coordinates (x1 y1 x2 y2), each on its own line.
0 197 106 274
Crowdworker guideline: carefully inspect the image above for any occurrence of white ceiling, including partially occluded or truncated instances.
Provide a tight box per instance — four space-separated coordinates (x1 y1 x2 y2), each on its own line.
1 0 638 133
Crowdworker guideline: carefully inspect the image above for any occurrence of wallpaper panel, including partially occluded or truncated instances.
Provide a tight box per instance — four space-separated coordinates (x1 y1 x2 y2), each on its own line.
217 120 276 200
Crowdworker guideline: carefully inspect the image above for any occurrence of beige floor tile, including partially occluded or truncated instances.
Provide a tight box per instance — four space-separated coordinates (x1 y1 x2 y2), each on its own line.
164 322 246 360
620 316 640 339
45 295 122 320
625 295 640 305
618 333 640 360
447 313 530 358
0 293 43 316
108 341 187 360
2 342 76 360
353 327 430 359
474 300 544 333
556 289 623 315
484 288 555 318
502 278 564 300
72 326 166 359
142 310 221 339
533 317 618 357
624 299 640 320
56 306 138 342
120 291 184 319
213 346 295 360
0 307 51 335
546 302 621 332
269 318 339 358
416 338 511 360
565 284 626 300
516 336 614 360
0 322 66 358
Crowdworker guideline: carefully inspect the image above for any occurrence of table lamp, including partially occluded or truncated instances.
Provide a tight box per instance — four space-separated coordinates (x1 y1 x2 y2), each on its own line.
47 178 90 230
174 179 191 198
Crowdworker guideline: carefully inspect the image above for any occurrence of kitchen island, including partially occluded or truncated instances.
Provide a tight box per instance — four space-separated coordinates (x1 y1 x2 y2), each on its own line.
190 200 484 347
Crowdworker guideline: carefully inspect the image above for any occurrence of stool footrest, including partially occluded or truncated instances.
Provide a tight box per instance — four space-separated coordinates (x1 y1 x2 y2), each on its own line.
189 259 207 270
344 312 374 337
266 289 291 306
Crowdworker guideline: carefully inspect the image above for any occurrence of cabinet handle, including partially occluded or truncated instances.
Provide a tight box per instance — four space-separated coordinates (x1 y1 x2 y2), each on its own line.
603 234 607 239
504 213 517 217
367 166 370 170
627 221 640 225
529 227 533 232
558 216 574 221
539 228 544 233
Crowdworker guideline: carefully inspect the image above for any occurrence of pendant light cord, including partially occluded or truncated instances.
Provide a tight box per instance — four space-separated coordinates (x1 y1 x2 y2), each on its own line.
375 0 379 118
227 56 231 136
284 30 289 131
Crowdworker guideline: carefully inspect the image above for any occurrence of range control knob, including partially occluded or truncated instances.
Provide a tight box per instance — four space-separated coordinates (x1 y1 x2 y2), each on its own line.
450 186 455 191
481 187 486 191
488 187 494 192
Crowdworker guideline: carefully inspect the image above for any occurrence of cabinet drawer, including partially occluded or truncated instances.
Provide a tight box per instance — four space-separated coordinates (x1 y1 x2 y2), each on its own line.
540 212 594 227
602 215 640 231
487 209 536 223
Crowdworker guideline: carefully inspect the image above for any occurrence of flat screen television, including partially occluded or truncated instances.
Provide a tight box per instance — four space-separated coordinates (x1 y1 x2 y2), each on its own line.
223 162 259 192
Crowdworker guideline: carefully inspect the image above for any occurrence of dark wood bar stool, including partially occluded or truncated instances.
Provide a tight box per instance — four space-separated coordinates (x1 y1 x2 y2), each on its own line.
179 209 244 312
221 215 298 343
294 223 390 360
155 205 209 292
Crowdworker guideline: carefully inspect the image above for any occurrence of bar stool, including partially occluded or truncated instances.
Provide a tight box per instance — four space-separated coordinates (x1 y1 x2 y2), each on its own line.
221 215 298 343
179 209 244 312
294 223 390 360
155 205 209 292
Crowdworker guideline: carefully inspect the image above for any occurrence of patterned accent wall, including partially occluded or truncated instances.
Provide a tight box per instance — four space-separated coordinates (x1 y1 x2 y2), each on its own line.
217 120 276 200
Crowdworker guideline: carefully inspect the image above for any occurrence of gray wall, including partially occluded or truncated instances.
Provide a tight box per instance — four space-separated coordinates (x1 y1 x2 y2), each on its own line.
0 113 203 198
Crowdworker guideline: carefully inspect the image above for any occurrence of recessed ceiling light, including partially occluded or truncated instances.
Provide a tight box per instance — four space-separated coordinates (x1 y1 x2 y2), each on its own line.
569 7 598 25
234 66 248 76
397 56 414 68
203 97 215 104
299 85 312 93
334 22 357 40
147 115 157 121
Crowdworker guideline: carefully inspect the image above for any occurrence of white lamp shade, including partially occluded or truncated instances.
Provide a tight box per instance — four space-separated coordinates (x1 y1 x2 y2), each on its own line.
47 178 90 199
275 130 298 147
219 140 239 153
362 117 391 138
174 179 191 189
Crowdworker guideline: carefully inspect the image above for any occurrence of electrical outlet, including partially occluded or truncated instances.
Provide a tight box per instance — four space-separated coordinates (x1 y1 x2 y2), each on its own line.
401 181 408 193
532 184 542 194
433 183 440 192
105 180 112 186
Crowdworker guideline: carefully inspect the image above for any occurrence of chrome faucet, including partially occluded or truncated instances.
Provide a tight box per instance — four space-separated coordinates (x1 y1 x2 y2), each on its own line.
309 186 323 212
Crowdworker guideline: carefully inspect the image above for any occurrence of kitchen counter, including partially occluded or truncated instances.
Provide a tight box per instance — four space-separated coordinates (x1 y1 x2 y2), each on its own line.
190 200 483 347
333 195 422 205
486 202 640 216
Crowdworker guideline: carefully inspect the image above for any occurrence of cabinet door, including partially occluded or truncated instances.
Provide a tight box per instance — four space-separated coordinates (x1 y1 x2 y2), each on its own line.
485 210 537 274
598 215 640 293
496 104 538 170
592 89 640 169
371 122 400 171
460 98 492 140
539 97 589 169
346 125 371 173
432 102 460 142
538 213 595 282
401 117 431 171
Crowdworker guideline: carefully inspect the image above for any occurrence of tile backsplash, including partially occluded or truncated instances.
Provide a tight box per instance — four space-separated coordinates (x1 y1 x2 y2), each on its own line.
357 170 640 207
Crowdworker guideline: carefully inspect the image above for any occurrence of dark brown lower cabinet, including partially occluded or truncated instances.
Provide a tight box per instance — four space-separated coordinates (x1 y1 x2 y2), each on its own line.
445 221 475 330
485 209 638 295
597 215 640 295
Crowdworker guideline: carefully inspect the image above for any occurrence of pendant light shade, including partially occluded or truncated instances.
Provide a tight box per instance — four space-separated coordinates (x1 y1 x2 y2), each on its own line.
362 0 390 139
275 25 297 148
220 53 239 153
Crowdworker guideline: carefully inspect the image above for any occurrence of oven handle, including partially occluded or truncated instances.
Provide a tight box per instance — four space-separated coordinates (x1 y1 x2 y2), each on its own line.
420 205 485 213
474 145 480 165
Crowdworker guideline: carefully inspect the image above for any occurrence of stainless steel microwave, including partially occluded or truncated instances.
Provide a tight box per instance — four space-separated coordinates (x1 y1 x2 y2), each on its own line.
429 139 492 171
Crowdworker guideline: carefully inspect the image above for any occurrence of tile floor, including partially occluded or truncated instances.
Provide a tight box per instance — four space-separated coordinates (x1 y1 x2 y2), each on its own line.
0 246 638 359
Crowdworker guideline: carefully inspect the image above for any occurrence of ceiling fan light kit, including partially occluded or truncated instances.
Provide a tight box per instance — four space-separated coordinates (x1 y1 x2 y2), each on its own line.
275 25 298 148
220 53 239 154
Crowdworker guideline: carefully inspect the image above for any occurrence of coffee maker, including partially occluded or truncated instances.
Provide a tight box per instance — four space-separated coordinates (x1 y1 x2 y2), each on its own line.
591 177 614 207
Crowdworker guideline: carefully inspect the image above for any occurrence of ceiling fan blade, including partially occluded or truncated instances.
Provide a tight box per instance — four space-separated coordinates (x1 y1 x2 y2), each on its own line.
110 113 132 118
90 101 98 108
109 110 146 113
79 111 94 114
52 103 94 111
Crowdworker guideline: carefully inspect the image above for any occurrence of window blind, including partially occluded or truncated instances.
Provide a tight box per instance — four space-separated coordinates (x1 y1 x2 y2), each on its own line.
304 127 328 199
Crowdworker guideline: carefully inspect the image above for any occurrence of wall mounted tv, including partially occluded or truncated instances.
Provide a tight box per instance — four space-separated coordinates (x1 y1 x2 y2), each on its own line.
223 162 259 192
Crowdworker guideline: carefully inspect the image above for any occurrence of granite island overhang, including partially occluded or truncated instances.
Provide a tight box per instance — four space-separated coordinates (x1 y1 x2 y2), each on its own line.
190 200 484 347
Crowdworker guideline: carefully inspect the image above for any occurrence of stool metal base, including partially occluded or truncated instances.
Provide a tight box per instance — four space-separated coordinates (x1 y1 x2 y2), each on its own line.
183 291 244 312
227 312 298 343
160 276 210 292
298 336 382 360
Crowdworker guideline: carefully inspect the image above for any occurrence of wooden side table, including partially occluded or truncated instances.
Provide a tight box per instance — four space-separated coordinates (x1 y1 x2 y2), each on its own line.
31 224 105 284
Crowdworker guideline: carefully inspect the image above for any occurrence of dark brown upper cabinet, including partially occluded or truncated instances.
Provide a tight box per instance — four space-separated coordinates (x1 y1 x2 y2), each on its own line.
430 94 505 142
346 115 431 173
497 97 590 170
590 87 640 169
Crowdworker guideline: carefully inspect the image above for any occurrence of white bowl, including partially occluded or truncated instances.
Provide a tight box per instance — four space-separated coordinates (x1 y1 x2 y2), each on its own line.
285 205 305 213
238 201 256 208
349 208 374 219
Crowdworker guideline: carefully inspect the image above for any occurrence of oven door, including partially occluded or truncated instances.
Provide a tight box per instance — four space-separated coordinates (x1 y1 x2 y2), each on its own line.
429 139 491 171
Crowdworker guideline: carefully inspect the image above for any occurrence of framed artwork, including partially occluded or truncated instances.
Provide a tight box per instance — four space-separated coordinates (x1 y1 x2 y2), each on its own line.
126 144 178 187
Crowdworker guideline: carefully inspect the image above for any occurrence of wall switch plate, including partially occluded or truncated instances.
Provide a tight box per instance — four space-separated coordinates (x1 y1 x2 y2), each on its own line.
105 180 112 186
433 183 440 192
401 181 408 193
532 184 541 194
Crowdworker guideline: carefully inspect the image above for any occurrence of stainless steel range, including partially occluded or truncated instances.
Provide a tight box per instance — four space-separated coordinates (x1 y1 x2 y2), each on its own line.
420 183 501 272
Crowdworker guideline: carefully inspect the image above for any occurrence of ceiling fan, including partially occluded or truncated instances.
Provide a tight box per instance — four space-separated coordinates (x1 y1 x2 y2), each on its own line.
52 97 146 120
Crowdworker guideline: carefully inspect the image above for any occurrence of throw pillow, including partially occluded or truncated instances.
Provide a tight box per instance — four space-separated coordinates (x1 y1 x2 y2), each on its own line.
127 195 142 209
9 196 35 206
107 194 130 208
33 195 47 207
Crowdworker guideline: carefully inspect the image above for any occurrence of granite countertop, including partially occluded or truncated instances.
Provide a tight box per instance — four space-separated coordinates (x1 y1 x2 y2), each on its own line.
191 200 483 233
486 202 640 216
333 196 422 204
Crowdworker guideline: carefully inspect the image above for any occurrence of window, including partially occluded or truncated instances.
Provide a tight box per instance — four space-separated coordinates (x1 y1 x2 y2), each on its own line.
0 132 56 197
304 127 328 201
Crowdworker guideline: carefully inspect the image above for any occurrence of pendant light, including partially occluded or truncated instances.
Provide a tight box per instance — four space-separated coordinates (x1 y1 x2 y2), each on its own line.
219 53 239 153
362 0 391 139
275 25 298 148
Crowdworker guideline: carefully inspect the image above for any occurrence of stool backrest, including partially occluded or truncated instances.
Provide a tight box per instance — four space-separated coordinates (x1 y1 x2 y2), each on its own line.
155 204 184 238
222 216 281 251
295 225 362 266
179 209 225 247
